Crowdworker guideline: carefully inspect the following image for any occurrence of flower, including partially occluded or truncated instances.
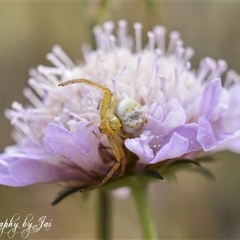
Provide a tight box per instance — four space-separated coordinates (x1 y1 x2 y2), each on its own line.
1 20 240 194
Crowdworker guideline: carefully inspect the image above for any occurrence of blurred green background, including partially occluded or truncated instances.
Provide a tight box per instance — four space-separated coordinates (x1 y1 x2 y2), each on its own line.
0 1 240 239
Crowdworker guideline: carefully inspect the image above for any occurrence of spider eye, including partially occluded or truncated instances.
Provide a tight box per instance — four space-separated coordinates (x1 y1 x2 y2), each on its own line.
116 98 145 133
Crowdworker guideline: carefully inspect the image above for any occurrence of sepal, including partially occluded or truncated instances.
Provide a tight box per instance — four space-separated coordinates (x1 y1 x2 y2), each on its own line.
143 169 164 180
51 185 90 205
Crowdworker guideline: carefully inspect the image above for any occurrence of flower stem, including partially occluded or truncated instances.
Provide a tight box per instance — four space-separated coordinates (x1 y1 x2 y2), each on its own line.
97 189 111 240
131 180 158 240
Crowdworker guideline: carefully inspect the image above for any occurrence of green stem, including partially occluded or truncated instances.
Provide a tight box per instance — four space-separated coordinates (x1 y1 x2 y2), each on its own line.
97 189 111 240
131 180 158 240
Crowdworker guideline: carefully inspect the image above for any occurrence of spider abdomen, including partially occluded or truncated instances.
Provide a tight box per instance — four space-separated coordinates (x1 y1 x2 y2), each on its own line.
116 98 145 133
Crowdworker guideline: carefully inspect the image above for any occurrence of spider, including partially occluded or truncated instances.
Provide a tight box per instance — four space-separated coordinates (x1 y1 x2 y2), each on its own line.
59 78 145 191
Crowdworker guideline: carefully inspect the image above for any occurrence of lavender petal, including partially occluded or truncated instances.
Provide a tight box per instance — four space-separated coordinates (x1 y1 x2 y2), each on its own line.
150 132 189 164
197 115 216 151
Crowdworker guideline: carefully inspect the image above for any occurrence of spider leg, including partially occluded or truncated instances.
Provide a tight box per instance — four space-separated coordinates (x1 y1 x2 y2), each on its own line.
80 161 121 192
58 78 113 119
119 154 127 177
80 136 126 192
108 92 118 114
92 130 104 139
86 121 100 127
111 134 127 177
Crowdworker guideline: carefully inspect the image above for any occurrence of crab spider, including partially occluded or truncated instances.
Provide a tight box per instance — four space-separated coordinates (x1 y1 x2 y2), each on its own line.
59 78 145 191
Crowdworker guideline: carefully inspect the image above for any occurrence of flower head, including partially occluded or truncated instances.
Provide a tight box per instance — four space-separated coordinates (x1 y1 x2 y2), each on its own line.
1 20 240 195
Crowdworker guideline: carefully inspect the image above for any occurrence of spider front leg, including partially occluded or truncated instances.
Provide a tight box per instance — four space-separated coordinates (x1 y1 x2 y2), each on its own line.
58 78 113 120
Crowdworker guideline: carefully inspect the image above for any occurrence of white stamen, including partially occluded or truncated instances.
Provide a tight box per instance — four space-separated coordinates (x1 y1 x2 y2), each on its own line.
151 49 162 71
136 55 142 77
38 65 63 76
185 61 191 71
11 118 32 136
155 64 159 80
150 65 159 101
103 21 114 35
127 35 134 51
23 88 42 107
183 47 195 62
12 101 23 111
52 45 75 68
210 59 227 79
174 68 179 95
28 78 45 97
46 53 66 69
28 78 52 92
109 35 117 51
111 77 116 91
133 22 142 53
155 48 162 58
29 68 46 83
176 39 183 48
179 61 191 76
167 31 180 54
197 57 216 82
225 69 240 87
37 65 60 85
153 25 166 53
147 31 155 52
93 25 103 49
54 116 65 127
85 89 95 107
102 22 115 51
118 64 127 76
159 75 167 100
63 108 82 121
176 46 184 62
117 19 128 47
5 109 20 119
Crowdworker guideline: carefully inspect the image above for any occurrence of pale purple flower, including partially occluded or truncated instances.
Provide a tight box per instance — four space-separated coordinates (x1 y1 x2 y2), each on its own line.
1 20 240 191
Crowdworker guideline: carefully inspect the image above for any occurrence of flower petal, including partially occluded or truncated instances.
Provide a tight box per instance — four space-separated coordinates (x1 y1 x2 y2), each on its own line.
9 158 82 185
201 78 222 119
44 123 92 168
149 102 164 122
162 105 186 132
197 115 216 151
124 131 154 162
150 132 189 163
0 173 22 186
75 121 108 172
163 123 202 153
75 120 100 156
